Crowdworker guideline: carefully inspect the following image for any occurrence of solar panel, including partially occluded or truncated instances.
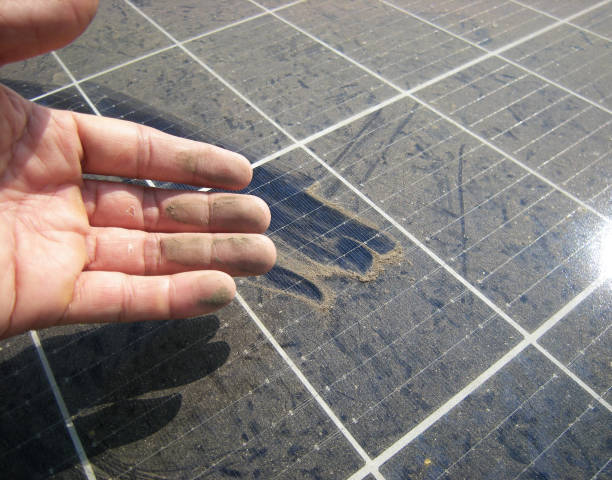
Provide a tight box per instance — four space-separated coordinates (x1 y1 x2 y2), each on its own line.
0 0 610 479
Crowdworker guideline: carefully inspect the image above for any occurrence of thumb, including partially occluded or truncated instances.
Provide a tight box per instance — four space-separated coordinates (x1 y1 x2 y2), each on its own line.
0 0 99 65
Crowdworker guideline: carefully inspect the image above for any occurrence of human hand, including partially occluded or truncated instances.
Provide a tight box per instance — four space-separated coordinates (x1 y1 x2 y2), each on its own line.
0 0 276 339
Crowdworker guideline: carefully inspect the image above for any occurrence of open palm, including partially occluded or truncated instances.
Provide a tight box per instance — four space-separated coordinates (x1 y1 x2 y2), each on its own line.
0 84 275 339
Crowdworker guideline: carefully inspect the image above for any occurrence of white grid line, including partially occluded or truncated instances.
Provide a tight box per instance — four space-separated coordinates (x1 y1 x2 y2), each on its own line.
434 372 559 479
236 294 385 480
348 274 609 480
29 0 305 104
30 331 96 480
591 457 612 479
381 0 612 117
510 402 597 479
511 0 612 42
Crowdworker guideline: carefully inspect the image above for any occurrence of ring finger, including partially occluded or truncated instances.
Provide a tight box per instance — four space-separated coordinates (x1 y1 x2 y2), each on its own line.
86 229 277 277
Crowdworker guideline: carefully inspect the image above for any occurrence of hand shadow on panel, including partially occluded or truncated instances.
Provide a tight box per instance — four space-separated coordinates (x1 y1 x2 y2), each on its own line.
82 84 403 305
1 79 404 307
247 165 401 306
0 315 229 479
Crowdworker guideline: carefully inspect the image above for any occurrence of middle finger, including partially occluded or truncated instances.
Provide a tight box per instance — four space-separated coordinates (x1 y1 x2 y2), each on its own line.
82 180 270 234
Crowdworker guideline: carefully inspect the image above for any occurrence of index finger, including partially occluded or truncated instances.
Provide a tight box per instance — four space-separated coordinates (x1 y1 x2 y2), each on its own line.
73 111 253 189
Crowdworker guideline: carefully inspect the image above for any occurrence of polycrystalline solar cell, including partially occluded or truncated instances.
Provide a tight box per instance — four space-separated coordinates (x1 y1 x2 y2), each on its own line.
504 24 612 110
130 0 262 42
513 0 604 18
573 2 612 38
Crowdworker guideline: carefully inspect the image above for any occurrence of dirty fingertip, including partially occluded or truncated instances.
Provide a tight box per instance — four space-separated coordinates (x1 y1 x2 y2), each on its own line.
231 152 253 189
214 147 252 189
193 271 236 314
251 196 272 232
260 235 277 273
212 235 277 276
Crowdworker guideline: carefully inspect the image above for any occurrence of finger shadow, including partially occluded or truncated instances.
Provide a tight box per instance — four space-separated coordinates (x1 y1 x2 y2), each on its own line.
0 315 230 478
